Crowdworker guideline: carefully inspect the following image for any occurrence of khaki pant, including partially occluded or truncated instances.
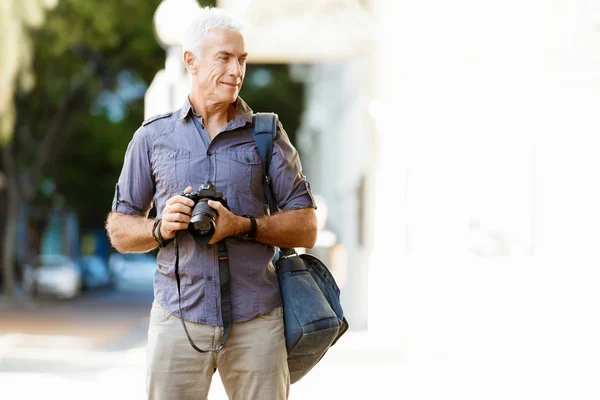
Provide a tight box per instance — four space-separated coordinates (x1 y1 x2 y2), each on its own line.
146 300 290 400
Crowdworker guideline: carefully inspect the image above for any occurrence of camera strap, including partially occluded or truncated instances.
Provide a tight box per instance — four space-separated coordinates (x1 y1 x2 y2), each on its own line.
173 234 232 352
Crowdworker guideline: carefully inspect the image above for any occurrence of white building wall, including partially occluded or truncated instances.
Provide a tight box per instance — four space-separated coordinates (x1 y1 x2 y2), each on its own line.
367 0 600 258
299 0 600 338
366 0 600 351
296 60 374 330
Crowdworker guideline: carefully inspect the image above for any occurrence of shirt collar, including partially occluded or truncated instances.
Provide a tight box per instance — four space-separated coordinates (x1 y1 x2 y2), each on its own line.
177 96 253 127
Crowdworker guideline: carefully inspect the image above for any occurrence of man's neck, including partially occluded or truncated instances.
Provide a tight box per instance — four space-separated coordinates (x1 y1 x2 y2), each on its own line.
188 92 235 126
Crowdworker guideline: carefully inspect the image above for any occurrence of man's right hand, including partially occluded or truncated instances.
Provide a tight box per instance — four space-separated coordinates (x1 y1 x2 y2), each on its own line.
159 186 195 240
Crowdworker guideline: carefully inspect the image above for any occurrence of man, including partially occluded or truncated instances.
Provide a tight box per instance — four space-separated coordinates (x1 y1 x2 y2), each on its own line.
105 7 317 400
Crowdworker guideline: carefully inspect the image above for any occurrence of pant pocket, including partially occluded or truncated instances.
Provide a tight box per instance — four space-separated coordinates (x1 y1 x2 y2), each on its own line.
257 306 284 320
150 300 173 323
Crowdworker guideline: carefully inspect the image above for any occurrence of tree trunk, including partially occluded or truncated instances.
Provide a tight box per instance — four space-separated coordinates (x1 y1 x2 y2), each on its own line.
1 145 19 297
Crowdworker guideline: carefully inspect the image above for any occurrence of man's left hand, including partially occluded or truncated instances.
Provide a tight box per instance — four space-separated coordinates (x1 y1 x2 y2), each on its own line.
207 200 242 244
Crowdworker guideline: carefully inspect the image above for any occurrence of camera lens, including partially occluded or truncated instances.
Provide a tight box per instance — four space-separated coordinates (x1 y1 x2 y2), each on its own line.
190 200 218 235
192 219 212 235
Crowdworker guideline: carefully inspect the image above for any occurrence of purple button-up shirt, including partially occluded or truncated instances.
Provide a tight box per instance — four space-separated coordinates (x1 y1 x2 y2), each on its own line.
112 96 316 326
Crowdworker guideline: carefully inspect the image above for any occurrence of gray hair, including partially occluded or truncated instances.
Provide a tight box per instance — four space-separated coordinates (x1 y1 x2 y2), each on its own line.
182 6 246 58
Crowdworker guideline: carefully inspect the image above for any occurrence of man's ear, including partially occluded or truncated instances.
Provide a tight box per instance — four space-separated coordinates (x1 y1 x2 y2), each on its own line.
183 50 196 74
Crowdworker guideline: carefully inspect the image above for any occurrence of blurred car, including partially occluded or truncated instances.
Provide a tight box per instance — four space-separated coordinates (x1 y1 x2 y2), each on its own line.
108 253 157 292
78 255 112 290
22 254 82 299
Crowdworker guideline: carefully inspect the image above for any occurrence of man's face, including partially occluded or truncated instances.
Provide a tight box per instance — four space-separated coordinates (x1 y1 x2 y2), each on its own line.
191 28 247 105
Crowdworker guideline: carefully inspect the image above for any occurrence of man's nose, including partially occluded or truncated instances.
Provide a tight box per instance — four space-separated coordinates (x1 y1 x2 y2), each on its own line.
229 60 242 77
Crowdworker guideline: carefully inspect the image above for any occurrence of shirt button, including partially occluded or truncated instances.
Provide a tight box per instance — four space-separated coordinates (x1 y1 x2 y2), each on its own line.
207 276 213 281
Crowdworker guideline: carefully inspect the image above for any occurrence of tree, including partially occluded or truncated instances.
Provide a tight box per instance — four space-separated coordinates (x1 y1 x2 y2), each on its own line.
1 0 168 297
0 0 59 298
0 0 59 144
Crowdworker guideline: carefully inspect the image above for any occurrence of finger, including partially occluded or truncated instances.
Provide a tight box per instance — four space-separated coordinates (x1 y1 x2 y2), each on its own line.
162 221 189 233
163 212 191 224
166 188 194 206
160 221 189 239
207 200 222 210
166 203 193 216
208 234 222 245
174 195 195 208
166 193 187 206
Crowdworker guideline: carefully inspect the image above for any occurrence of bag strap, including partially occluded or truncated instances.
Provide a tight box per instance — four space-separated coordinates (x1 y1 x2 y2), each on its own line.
252 113 297 260
252 113 278 216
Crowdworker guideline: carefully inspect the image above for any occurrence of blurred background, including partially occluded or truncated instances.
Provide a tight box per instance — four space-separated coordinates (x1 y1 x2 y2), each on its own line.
2 0 600 399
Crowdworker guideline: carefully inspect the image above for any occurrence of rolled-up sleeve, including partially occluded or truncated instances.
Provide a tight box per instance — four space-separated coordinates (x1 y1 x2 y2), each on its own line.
269 122 316 211
111 126 154 216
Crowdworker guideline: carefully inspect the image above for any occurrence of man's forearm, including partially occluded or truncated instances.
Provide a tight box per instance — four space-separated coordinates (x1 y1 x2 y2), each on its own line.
105 212 158 253
254 208 317 249
107 207 318 252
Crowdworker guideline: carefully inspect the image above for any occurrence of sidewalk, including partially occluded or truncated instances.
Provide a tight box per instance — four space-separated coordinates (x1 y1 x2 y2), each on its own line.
0 328 396 399
5 255 600 400
0 290 399 400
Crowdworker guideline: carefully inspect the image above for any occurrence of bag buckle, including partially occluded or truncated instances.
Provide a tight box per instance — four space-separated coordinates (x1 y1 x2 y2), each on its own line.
278 253 298 261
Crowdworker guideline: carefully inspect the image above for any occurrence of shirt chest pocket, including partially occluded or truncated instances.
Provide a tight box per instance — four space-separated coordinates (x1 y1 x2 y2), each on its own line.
229 148 262 194
157 149 191 195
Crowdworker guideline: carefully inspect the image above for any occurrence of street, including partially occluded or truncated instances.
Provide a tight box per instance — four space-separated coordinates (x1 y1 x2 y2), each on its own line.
3 256 600 400
0 288 399 400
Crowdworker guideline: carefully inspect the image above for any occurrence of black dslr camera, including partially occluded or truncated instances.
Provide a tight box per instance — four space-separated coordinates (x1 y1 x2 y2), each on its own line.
181 183 229 244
